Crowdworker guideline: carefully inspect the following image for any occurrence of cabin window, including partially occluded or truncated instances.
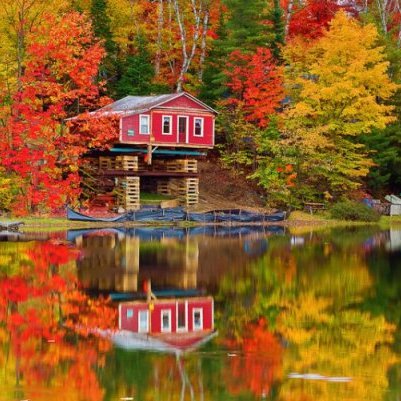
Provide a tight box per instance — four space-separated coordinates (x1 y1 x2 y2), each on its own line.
138 310 149 333
193 308 203 331
127 129 135 136
126 309 134 319
161 310 172 332
162 116 172 135
140 115 150 134
194 117 204 137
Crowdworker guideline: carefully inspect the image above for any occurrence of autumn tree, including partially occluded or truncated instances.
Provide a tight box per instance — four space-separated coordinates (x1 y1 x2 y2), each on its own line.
271 11 397 202
0 12 117 214
287 0 342 39
223 48 284 128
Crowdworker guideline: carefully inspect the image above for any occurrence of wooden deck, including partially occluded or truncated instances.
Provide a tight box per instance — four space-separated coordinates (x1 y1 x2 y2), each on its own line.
102 170 199 178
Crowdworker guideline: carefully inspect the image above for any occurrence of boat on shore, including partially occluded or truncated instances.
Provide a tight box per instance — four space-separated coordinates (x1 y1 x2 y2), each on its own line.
0 221 24 232
66 206 286 223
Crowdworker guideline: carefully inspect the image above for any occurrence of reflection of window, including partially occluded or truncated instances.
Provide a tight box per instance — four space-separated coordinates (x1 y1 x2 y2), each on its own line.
138 310 149 333
140 115 150 134
127 309 134 319
162 116 172 135
161 310 171 332
194 118 204 137
193 308 203 330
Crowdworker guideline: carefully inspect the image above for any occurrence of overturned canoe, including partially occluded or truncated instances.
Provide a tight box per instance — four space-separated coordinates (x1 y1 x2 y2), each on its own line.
0 221 24 232
66 206 286 223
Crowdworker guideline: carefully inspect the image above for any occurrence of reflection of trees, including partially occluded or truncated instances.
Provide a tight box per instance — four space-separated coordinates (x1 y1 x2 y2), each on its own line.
100 349 214 401
224 318 283 398
0 241 117 401
217 229 399 401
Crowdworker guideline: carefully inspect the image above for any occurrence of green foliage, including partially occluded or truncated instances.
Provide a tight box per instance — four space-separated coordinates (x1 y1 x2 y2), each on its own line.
361 124 401 193
215 104 258 170
282 12 397 202
223 0 270 53
115 35 167 97
330 200 380 222
90 0 117 93
268 0 285 61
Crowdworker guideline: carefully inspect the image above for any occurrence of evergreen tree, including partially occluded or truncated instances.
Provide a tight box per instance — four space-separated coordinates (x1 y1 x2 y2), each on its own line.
90 0 117 94
200 0 271 105
268 0 285 61
199 5 229 104
223 0 270 53
116 35 167 97
361 124 401 194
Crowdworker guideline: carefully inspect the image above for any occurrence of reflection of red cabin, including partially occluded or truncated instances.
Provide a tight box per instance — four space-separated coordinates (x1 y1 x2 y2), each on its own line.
97 92 217 148
119 297 214 334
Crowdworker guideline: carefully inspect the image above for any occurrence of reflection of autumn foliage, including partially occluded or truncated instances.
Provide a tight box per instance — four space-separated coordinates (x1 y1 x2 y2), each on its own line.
0 241 117 401
224 318 283 398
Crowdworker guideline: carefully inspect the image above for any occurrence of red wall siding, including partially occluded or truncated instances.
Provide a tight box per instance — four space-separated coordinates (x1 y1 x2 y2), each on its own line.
151 111 214 147
152 302 177 333
121 113 150 143
161 95 210 110
120 298 213 333
188 299 213 331
120 107 214 147
120 304 149 331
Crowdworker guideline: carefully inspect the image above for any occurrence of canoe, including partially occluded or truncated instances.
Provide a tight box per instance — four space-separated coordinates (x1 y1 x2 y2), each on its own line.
66 206 286 223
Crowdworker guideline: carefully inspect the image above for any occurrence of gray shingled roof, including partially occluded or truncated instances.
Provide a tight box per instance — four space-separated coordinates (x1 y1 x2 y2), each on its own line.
99 94 178 113
94 92 217 115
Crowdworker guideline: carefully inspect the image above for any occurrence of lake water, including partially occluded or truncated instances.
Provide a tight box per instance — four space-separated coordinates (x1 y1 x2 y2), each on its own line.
0 225 401 401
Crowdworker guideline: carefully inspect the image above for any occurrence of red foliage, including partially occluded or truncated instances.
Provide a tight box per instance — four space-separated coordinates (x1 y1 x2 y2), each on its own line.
224 318 283 397
0 12 118 215
288 0 342 39
224 48 284 128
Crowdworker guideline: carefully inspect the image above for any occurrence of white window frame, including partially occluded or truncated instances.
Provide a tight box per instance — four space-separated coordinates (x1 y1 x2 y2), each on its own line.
192 308 203 331
138 310 149 333
193 117 204 137
161 309 172 333
162 115 172 135
177 115 189 143
139 114 150 135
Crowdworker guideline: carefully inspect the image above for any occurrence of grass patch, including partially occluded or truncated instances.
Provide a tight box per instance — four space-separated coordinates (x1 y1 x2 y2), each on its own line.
140 192 174 202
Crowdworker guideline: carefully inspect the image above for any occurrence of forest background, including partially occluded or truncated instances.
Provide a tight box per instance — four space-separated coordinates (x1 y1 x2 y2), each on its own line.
1 0 401 215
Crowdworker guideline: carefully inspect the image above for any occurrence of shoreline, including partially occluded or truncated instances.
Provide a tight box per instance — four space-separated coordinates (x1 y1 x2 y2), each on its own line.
1 212 400 233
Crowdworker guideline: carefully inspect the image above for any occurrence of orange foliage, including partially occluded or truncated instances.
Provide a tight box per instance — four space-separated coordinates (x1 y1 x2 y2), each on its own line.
0 241 117 400
224 48 284 128
224 318 283 397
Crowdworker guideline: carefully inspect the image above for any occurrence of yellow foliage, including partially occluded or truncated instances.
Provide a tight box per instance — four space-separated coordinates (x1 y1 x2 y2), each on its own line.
282 11 398 195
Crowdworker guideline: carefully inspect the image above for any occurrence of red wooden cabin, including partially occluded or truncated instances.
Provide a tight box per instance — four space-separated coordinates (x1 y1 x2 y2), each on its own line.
119 297 214 334
97 92 217 148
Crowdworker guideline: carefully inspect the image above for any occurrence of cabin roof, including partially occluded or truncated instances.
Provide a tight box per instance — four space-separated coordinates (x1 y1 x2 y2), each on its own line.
97 92 217 115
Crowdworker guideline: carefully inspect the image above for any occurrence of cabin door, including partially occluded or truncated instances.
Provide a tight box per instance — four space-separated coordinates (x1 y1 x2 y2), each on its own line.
178 116 188 144
176 301 187 332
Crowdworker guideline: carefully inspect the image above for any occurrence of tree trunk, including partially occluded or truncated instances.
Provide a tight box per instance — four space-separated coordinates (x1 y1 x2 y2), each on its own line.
198 9 209 82
155 0 164 76
284 0 294 38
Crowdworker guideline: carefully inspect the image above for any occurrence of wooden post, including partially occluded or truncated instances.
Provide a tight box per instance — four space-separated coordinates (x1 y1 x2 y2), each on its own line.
146 144 152 165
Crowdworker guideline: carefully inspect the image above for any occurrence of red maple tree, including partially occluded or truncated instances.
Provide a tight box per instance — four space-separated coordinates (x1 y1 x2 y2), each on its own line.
0 12 118 215
224 48 284 128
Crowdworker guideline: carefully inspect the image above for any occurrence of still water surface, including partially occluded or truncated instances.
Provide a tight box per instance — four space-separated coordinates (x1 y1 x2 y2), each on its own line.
0 225 401 401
